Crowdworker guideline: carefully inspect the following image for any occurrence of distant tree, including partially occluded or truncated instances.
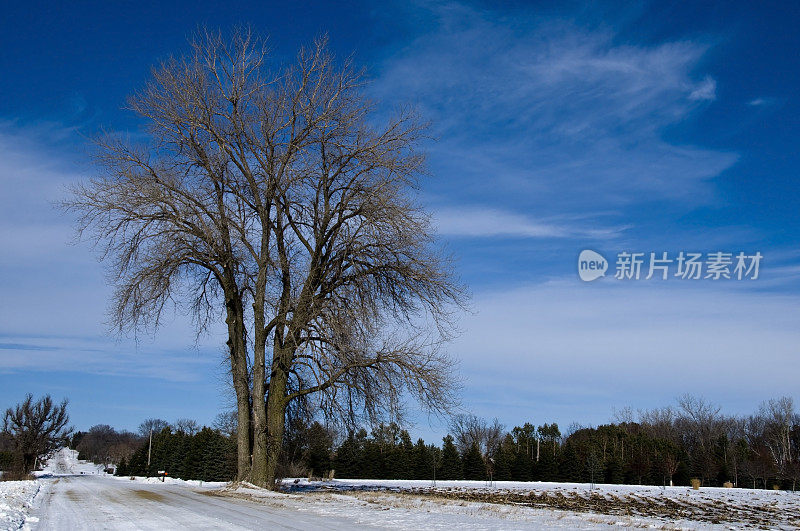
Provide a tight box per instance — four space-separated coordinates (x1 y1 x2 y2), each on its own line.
124 426 235 481
304 422 334 477
212 411 238 438
3 394 72 474
557 442 580 482
138 419 171 438
174 418 200 436
75 424 139 467
449 414 504 456
412 438 432 480
462 442 485 480
493 434 515 481
759 397 798 484
675 394 723 485
512 445 532 481
438 435 462 480
333 432 362 479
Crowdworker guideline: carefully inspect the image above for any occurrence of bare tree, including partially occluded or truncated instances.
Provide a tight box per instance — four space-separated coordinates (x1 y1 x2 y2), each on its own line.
759 397 797 483
675 394 724 484
639 406 678 442
449 414 504 456
66 28 464 487
138 419 171 438
76 425 140 468
174 418 200 435
3 394 71 474
213 411 238 438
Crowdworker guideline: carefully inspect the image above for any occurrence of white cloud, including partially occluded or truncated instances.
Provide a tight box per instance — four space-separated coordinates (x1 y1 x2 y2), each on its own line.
449 281 800 426
433 206 625 239
747 96 778 107
688 76 717 101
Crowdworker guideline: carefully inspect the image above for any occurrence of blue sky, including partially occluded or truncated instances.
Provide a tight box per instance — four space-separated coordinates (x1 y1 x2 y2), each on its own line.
1 1 799 440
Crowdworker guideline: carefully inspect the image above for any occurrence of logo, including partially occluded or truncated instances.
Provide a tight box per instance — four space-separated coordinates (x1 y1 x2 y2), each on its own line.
578 250 608 282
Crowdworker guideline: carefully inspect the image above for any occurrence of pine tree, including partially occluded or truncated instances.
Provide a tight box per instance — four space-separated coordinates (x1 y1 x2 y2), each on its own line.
462 443 485 480
116 457 128 476
558 443 582 482
512 449 532 481
438 435 462 480
493 435 515 481
304 422 333 477
412 439 431 480
334 433 362 478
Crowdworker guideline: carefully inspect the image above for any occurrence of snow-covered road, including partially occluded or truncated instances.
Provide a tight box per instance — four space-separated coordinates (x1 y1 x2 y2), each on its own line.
31 475 364 530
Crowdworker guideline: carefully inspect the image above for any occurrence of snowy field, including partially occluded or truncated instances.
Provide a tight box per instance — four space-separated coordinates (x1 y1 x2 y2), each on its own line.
257 478 800 529
2 450 799 529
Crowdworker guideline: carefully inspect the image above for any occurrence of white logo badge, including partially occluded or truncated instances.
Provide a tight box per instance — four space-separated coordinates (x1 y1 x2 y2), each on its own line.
578 250 607 282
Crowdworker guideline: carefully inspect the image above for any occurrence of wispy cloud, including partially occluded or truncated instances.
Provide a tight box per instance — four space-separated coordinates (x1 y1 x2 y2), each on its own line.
434 206 626 239
373 4 737 218
747 96 778 107
688 76 717 101
0 123 229 385
0 332 221 383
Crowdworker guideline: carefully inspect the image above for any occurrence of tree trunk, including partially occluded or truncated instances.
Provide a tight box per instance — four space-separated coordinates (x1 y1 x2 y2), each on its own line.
249 324 268 486
249 248 270 487
225 292 251 482
263 353 290 488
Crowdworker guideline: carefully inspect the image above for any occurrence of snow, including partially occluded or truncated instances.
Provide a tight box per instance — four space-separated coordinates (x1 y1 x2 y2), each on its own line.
17 452 800 529
110 474 227 489
36 448 106 477
267 477 800 529
0 480 40 531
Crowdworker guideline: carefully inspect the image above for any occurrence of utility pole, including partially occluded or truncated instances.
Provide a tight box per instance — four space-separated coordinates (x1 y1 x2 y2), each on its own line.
147 429 153 474
536 436 540 462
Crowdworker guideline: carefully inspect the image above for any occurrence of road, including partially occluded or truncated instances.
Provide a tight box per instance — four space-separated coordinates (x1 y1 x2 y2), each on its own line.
31 475 368 530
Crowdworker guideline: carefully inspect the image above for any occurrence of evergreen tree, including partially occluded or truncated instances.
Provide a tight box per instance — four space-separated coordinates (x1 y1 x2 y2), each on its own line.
304 422 333 477
558 442 582 482
412 439 431 480
462 442 485 480
493 434 515 481
334 433 362 479
512 448 532 481
116 457 128 476
438 435 462 480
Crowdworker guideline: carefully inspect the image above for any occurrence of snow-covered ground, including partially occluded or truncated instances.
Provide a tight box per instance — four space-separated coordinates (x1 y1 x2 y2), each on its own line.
0 480 40 530
36 448 106 477
0 448 107 530
256 478 800 529
7 450 799 529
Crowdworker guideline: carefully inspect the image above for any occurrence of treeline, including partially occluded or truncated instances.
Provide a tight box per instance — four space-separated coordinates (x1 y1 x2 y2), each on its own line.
71 425 141 469
66 417 237 482
284 396 800 490
52 395 800 491
118 427 236 482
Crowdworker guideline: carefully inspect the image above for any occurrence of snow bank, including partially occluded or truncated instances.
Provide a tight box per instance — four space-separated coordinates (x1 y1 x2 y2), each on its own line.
110 475 227 489
0 480 39 531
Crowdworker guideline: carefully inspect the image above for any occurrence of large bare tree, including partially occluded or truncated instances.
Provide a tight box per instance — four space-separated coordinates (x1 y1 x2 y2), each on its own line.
67 28 463 487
